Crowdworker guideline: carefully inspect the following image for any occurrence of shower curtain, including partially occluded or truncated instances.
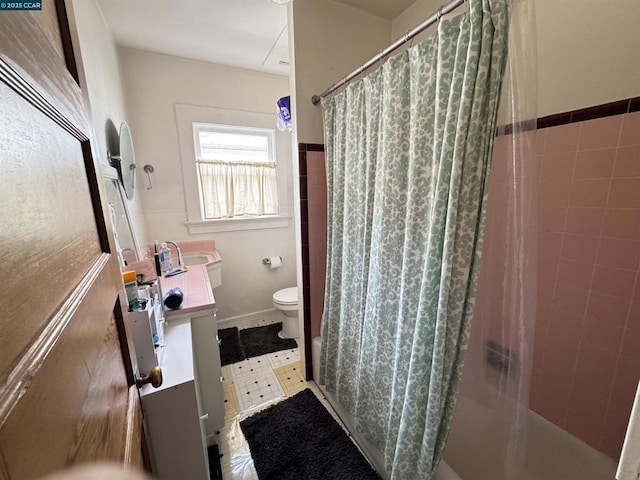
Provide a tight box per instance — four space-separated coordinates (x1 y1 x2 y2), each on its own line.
319 0 509 478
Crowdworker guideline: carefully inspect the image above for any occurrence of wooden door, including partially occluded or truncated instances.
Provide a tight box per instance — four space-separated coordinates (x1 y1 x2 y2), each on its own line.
0 1 146 478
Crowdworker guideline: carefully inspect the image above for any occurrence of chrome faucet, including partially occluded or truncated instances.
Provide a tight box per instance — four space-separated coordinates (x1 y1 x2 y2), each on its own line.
120 247 138 265
165 241 184 267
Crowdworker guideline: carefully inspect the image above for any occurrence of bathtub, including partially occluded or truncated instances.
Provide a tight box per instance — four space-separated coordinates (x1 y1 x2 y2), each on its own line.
444 392 617 480
312 337 617 480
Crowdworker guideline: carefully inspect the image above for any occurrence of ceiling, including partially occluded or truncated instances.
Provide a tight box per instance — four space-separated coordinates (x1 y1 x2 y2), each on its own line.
337 0 417 20
97 0 290 75
97 0 417 76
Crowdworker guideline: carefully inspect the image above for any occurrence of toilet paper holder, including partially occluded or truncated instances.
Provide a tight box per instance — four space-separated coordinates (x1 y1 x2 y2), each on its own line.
262 256 282 265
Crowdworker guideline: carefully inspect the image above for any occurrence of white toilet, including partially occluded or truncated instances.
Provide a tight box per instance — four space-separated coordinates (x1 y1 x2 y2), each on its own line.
272 287 299 339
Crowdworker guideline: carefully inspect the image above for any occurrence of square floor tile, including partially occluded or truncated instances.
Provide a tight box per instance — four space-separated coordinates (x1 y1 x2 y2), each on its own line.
265 348 300 369
230 355 272 383
221 365 233 384
234 369 284 411
274 363 307 396
223 381 240 421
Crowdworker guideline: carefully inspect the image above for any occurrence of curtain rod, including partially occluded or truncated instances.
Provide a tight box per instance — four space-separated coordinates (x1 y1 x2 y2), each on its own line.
311 0 466 106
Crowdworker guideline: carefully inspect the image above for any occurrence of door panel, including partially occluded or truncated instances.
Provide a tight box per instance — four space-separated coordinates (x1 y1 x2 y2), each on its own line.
0 79 102 375
0 2 145 478
0 0 84 129
68 315 136 466
0 262 120 478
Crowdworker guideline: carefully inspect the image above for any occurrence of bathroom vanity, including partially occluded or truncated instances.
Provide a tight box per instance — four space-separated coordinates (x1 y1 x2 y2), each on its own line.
139 264 224 480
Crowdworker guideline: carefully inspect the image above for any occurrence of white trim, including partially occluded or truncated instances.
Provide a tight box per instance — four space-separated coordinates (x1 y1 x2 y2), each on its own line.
100 164 143 261
101 164 119 180
184 215 290 234
216 308 285 328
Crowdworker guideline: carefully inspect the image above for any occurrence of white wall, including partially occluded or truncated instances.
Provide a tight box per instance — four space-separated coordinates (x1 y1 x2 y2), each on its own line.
66 0 147 250
392 0 640 117
391 0 440 44
534 0 640 116
119 49 296 320
291 0 391 144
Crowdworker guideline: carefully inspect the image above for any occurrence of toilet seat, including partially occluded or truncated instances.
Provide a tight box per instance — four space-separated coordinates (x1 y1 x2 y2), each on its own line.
273 287 298 305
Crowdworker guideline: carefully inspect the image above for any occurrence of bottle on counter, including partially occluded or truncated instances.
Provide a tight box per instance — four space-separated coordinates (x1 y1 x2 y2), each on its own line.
153 240 161 276
122 270 138 310
159 242 172 275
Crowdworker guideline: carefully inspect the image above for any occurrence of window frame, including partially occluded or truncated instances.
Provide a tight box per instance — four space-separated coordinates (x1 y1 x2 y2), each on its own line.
176 104 292 234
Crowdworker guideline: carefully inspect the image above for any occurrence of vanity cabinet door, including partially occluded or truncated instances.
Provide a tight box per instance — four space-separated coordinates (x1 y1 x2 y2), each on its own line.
142 381 209 480
141 317 210 480
191 310 226 441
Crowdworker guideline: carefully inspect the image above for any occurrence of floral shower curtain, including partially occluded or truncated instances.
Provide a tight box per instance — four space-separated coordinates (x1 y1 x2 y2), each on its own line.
319 1 509 478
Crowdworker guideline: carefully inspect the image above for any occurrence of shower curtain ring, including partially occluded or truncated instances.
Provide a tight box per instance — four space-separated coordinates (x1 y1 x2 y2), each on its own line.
404 30 413 47
436 5 444 21
360 59 371 77
408 32 416 49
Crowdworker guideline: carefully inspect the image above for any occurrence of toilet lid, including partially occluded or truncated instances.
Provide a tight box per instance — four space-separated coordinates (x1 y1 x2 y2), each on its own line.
274 287 297 305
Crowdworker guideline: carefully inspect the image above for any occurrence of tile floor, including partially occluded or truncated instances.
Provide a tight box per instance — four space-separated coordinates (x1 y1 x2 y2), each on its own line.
216 312 346 479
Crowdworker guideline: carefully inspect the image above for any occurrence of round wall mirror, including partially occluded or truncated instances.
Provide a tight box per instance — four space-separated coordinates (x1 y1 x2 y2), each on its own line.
119 122 136 199
109 122 136 200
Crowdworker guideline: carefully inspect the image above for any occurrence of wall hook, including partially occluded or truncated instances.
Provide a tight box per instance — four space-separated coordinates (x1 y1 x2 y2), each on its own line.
143 164 154 190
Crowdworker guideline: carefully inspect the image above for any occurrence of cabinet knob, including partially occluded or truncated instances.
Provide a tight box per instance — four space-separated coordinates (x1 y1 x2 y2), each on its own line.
137 366 163 389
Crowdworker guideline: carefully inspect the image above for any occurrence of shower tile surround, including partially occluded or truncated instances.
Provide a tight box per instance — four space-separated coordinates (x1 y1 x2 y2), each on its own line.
298 143 327 380
533 98 640 460
297 98 640 466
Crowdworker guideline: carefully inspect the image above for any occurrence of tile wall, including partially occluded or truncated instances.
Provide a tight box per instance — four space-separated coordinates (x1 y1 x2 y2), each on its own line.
297 100 640 461
306 151 328 339
532 107 640 459
299 143 327 379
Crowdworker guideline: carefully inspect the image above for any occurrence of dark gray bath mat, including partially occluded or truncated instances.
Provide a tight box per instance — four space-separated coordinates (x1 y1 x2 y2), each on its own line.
218 326 245 366
239 322 297 359
240 389 380 480
207 444 223 480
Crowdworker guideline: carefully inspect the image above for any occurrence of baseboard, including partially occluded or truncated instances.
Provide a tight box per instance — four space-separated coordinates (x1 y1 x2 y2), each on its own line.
217 308 284 329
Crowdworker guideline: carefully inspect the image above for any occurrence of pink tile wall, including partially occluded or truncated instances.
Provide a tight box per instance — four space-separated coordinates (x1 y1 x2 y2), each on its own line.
306 151 328 339
532 111 640 459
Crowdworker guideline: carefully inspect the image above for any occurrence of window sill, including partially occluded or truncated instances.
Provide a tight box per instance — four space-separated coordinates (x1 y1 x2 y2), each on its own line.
184 215 291 234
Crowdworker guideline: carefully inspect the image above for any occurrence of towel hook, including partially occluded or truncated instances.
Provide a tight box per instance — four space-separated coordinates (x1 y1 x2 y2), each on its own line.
143 164 154 190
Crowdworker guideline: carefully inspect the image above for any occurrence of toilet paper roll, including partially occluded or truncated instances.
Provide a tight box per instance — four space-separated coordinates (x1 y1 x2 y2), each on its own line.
269 256 282 270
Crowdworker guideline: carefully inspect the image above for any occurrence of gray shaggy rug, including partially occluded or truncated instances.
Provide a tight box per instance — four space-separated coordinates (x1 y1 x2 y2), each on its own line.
239 322 297 359
240 389 380 480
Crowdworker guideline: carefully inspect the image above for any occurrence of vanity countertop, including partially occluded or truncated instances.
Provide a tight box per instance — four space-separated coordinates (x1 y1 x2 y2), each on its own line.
160 264 215 317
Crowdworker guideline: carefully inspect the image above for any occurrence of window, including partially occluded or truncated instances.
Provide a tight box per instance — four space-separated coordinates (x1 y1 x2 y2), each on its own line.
194 124 279 220
176 104 291 234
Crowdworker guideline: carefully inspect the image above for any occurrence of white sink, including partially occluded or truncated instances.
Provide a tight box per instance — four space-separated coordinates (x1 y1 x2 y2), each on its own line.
181 253 222 290
182 253 215 266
